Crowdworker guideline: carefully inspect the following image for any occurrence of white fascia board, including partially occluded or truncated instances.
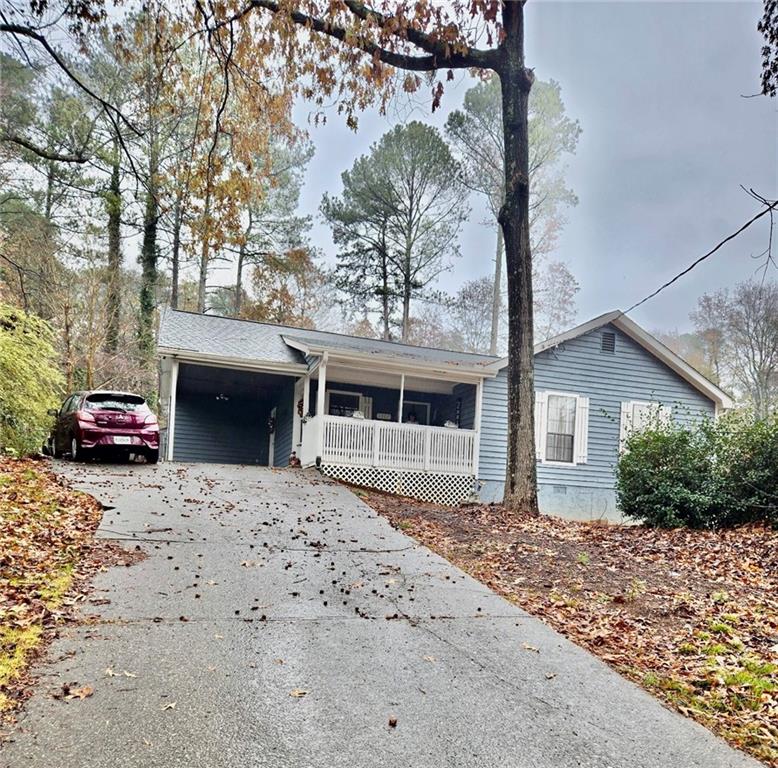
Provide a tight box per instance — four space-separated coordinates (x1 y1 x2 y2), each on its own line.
291 346 497 382
281 336 312 357
157 348 308 376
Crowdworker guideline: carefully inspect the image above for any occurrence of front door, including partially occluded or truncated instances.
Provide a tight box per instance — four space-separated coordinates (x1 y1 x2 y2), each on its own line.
268 407 277 466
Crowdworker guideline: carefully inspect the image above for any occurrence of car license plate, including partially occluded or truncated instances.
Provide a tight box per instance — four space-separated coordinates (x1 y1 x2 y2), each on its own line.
113 436 132 445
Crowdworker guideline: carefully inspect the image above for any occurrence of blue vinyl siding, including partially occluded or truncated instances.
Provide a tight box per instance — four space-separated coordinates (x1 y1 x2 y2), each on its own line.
272 379 295 467
478 324 716 496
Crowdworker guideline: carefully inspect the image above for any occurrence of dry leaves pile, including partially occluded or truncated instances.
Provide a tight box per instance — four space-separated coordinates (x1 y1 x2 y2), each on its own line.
0 458 103 723
365 491 778 767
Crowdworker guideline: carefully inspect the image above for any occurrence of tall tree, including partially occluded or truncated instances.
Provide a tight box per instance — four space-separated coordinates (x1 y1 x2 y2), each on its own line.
692 280 778 417
231 140 313 316
445 75 581 354
324 121 468 341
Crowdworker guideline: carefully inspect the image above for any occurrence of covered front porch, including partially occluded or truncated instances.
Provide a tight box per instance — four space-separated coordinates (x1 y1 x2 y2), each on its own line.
293 354 484 505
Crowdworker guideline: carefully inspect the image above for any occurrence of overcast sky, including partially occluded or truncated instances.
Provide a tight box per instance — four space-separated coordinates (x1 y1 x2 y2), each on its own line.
295 0 777 334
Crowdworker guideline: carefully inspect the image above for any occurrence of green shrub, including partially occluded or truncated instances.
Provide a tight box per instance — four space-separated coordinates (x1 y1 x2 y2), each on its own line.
0 304 63 456
615 411 778 528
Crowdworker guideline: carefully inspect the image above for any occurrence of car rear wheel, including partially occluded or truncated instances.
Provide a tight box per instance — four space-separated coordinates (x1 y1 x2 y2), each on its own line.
70 436 87 461
146 449 159 465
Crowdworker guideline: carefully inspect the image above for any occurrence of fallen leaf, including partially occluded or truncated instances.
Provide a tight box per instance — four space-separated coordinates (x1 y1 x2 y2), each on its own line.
289 688 308 698
522 643 540 653
162 702 176 711
66 684 94 700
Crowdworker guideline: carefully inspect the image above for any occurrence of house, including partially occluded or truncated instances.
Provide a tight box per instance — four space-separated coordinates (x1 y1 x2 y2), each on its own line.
157 308 732 520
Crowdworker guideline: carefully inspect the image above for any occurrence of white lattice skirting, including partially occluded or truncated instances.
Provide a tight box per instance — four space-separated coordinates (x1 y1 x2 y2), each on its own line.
320 463 475 507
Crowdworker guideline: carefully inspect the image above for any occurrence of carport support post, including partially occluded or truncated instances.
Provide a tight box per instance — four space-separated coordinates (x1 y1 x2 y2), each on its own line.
166 359 179 462
316 353 327 460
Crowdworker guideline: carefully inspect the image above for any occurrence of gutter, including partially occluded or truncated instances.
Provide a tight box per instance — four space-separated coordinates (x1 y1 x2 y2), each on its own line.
157 347 309 376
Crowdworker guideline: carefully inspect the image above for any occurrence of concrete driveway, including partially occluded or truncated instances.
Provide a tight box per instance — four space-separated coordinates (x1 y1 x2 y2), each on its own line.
1 463 758 768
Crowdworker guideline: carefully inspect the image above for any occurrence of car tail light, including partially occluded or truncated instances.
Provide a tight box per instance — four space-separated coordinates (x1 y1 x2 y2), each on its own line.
144 413 158 425
77 410 95 423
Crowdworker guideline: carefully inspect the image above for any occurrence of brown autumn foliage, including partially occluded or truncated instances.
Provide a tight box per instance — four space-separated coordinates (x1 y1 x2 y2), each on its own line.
363 490 778 766
0 458 113 726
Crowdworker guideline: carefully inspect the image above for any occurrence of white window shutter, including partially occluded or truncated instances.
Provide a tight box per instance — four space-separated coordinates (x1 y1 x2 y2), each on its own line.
574 395 590 464
534 391 547 461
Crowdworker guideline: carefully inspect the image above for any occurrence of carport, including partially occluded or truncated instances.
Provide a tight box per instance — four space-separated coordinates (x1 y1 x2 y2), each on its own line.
165 362 297 466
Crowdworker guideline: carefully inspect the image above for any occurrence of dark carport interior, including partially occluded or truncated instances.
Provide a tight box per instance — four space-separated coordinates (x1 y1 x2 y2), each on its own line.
171 363 294 466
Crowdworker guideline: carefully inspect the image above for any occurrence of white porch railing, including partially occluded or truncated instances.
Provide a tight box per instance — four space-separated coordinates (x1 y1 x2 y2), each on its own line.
303 415 476 476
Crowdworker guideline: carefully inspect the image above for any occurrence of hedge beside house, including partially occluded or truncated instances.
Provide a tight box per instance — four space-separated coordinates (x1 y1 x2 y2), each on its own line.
615 411 778 528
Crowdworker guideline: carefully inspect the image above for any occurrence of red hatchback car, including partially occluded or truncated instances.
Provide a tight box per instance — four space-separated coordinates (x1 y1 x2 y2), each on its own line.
46 391 160 463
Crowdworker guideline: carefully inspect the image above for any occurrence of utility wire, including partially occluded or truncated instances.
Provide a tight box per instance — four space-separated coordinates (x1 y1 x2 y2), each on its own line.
623 196 778 316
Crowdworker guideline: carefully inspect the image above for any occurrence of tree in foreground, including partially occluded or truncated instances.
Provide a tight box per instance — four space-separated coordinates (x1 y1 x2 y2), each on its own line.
323 121 467 341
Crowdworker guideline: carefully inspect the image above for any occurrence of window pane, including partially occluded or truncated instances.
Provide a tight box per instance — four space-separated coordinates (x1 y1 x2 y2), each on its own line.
546 395 576 463
329 392 361 417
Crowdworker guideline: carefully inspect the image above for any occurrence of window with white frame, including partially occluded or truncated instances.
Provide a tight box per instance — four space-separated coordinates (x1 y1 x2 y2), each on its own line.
546 394 576 463
619 401 672 450
325 390 373 419
535 391 590 465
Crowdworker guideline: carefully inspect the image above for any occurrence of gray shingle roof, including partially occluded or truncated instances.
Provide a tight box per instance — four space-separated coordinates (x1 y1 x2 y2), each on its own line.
157 308 499 370
282 330 498 367
158 308 305 365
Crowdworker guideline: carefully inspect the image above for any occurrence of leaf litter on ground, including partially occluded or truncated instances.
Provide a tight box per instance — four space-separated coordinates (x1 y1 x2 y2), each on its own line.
0 458 139 730
360 488 778 767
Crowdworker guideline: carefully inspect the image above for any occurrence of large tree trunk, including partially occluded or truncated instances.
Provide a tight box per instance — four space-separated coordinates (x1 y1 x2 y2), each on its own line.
105 136 122 353
197 193 212 313
170 194 182 310
138 164 159 359
401 242 412 341
489 225 504 355
499 2 538 514
235 242 245 316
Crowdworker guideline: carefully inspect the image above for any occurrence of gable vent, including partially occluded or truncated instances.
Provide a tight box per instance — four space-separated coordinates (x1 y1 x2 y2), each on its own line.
601 331 616 354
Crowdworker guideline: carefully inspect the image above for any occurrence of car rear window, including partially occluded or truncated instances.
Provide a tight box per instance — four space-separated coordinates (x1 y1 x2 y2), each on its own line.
84 394 147 412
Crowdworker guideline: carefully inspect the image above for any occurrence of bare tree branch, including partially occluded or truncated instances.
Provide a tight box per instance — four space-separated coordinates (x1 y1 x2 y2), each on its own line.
0 132 88 163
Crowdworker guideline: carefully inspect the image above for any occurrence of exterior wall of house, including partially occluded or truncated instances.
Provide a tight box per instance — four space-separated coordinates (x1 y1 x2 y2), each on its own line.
173 391 270 464
273 379 295 467
478 324 716 520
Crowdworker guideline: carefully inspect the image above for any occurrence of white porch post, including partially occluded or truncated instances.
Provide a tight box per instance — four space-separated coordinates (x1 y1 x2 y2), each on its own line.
302 373 310 418
166 358 179 462
316 353 328 460
397 373 405 423
472 378 484 477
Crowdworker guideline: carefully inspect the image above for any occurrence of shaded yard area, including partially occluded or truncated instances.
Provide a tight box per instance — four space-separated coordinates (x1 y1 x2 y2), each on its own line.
360 488 778 767
0 459 132 729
